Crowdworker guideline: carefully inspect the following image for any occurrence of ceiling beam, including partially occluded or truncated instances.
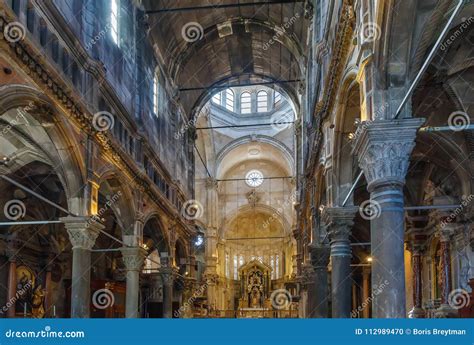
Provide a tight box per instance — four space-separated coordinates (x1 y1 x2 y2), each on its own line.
146 1 305 14
179 79 302 92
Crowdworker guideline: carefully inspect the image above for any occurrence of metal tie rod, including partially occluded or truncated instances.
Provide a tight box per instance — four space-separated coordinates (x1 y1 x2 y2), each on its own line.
341 0 465 207
394 0 465 120
0 175 77 216
146 1 305 14
0 220 63 226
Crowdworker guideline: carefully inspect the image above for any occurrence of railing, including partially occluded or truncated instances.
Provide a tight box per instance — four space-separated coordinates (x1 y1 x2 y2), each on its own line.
194 309 299 318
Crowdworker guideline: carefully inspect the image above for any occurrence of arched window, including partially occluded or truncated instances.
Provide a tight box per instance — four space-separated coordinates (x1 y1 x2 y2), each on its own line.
110 0 119 45
257 90 268 112
233 255 238 280
225 89 234 112
240 92 251 114
212 92 221 105
153 70 159 116
274 91 282 105
225 253 230 278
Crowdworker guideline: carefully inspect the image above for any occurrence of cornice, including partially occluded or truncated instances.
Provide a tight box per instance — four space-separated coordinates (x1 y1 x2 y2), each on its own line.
304 0 355 194
0 13 189 229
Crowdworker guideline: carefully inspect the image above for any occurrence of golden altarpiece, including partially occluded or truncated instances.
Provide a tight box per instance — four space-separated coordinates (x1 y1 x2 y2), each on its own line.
237 260 273 311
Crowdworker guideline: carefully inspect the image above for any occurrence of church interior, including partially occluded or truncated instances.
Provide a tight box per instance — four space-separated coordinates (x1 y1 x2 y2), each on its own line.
0 0 472 319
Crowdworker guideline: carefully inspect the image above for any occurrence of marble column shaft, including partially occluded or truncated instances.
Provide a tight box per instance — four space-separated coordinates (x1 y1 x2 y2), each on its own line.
309 244 330 318
323 206 357 318
60 216 103 318
159 261 175 318
121 247 147 318
352 118 424 318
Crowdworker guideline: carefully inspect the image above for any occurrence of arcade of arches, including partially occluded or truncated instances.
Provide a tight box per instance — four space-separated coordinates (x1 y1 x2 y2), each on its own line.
0 0 472 319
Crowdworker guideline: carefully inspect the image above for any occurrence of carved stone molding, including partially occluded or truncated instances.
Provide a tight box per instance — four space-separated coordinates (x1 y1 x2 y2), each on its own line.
321 207 357 257
120 247 147 271
204 273 219 286
351 118 425 191
60 216 104 250
159 266 177 286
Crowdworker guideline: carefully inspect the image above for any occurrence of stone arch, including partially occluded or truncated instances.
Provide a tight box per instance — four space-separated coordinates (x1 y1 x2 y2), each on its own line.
0 84 85 214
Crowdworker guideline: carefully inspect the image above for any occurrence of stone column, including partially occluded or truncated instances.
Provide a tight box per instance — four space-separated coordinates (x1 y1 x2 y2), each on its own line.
352 118 424 318
159 257 175 318
406 227 426 319
308 244 330 317
322 206 358 318
120 247 147 318
435 224 457 318
6 246 17 318
43 257 53 318
361 266 371 318
60 216 103 318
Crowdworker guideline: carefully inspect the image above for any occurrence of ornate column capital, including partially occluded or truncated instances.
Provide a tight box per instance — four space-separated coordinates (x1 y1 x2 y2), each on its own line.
159 266 177 286
205 177 218 189
204 273 219 286
60 216 104 250
321 206 358 241
120 247 147 271
322 207 357 258
351 118 425 191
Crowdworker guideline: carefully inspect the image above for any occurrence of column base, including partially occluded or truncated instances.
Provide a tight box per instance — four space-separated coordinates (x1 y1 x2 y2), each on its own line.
410 307 425 318
434 304 458 318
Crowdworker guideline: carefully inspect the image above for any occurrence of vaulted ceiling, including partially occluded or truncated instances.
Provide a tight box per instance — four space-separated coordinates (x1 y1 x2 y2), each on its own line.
141 0 310 116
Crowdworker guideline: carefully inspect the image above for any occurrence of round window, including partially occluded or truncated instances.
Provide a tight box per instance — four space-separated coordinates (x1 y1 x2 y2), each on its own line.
245 170 264 187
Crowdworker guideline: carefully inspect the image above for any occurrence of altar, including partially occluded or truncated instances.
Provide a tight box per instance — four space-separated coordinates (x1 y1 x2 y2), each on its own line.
237 260 272 310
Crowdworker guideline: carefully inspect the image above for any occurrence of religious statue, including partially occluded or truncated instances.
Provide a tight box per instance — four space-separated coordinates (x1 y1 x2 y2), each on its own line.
31 285 46 318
